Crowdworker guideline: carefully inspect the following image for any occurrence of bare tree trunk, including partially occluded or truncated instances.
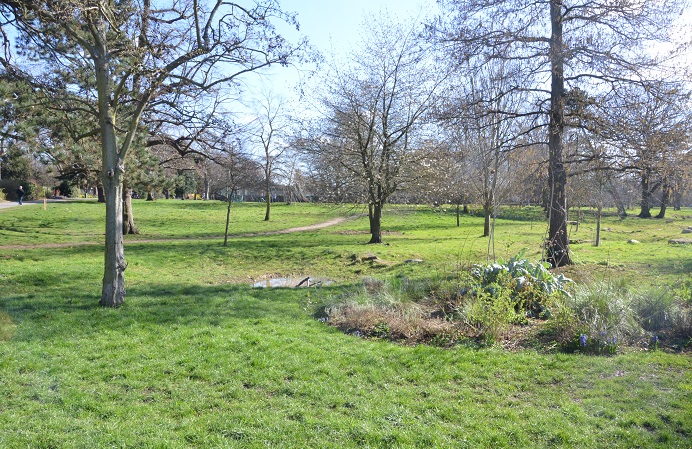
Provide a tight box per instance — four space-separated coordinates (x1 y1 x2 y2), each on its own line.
96 35 126 307
607 179 627 218
146 189 154 201
368 203 383 244
638 170 653 218
546 0 571 267
673 181 682 211
456 203 460 227
655 184 670 219
223 193 233 247
264 177 271 221
594 204 602 247
97 184 105 203
122 187 139 235
483 202 491 237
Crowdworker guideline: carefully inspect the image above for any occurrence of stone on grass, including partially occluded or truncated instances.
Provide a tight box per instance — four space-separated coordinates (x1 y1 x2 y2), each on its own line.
627 239 640 244
669 239 692 245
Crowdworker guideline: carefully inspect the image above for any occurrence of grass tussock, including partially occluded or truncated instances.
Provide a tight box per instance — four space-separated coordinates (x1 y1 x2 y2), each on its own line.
320 278 459 344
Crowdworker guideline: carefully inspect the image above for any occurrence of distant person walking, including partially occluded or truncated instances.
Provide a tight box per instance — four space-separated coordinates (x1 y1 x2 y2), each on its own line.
16 185 24 205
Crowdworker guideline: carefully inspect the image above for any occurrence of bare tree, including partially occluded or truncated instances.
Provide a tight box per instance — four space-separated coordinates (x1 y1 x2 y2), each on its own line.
219 147 261 246
439 60 527 243
317 15 446 243
249 92 291 221
597 82 691 219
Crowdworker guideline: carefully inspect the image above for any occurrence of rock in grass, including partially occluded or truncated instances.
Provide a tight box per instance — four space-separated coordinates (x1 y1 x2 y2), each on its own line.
669 239 692 245
404 259 423 264
349 253 380 264
682 229 692 234
628 239 640 244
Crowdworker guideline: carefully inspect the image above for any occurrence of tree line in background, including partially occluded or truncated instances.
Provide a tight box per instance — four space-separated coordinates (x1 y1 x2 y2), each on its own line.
0 0 690 306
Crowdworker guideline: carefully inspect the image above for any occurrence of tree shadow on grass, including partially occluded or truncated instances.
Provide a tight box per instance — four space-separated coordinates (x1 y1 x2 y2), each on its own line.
0 281 344 343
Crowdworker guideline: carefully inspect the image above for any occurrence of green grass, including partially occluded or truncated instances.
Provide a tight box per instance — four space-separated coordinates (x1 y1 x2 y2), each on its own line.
0 200 690 448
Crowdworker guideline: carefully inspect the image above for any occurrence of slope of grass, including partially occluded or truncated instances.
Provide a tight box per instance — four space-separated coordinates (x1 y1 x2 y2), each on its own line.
0 201 690 448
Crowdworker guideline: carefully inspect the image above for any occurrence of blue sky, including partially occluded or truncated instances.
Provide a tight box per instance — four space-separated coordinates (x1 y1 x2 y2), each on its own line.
240 0 439 107
251 0 691 109
280 0 438 56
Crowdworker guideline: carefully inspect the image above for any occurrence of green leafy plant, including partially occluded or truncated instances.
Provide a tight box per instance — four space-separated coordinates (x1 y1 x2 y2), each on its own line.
470 250 573 318
461 280 520 341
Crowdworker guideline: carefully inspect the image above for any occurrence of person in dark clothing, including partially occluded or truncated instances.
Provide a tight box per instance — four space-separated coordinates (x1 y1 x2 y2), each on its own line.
16 185 24 205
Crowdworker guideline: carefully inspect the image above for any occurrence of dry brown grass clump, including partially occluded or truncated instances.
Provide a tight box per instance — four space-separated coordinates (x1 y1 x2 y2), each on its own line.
325 301 460 345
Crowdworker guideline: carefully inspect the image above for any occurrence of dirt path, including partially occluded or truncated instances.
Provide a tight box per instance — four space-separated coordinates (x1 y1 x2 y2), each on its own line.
0 215 362 251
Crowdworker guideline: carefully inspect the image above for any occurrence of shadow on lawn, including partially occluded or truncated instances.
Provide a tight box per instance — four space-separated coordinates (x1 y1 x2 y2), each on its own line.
0 280 342 343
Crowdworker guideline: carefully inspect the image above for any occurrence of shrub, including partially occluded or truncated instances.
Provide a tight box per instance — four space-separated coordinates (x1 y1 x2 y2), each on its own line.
470 250 573 318
460 280 520 342
550 282 692 353
0 179 35 201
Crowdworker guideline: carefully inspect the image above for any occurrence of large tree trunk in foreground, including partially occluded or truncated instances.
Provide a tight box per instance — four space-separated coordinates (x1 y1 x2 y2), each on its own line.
483 205 491 237
122 187 139 235
101 169 126 308
96 40 126 308
368 203 383 244
546 0 571 268
483 194 493 237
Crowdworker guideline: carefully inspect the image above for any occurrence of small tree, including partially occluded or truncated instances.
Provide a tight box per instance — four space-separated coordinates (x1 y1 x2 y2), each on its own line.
250 92 291 221
317 15 445 243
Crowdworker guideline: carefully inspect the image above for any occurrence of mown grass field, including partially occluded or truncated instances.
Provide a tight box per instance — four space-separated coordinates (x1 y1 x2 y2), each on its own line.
0 200 690 448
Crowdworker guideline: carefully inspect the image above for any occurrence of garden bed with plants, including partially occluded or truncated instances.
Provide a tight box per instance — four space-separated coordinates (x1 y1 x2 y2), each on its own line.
315 251 691 354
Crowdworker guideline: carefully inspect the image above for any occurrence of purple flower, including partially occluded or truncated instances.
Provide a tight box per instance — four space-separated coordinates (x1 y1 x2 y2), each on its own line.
579 335 587 347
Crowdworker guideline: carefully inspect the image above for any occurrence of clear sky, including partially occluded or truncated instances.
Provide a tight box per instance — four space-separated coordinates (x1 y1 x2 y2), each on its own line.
279 0 438 56
240 0 439 107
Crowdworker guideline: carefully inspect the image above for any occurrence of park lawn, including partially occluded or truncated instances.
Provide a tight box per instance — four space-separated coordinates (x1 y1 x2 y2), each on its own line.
0 199 352 246
0 201 690 448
